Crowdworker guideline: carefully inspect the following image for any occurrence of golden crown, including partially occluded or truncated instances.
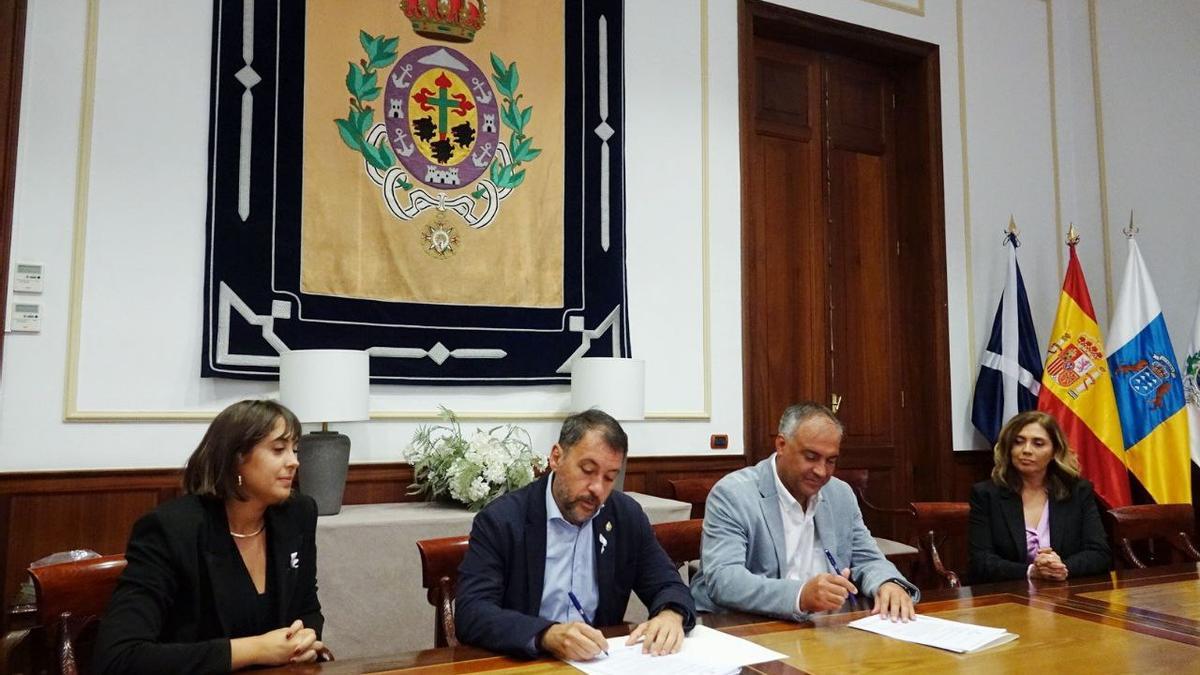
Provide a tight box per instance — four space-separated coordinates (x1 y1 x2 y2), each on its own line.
402 0 487 44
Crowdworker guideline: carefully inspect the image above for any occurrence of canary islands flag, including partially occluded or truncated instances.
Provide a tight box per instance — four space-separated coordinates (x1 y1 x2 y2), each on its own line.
1038 241 1131 507
1107 238 1191 504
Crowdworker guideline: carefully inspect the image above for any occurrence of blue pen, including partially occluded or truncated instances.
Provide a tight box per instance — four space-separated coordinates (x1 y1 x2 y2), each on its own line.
823 548 857 599
567 591 609 656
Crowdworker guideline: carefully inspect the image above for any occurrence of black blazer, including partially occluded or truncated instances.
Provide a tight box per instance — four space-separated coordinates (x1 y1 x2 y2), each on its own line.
94 495 323 675
455 474 697 657
968 478 1110 583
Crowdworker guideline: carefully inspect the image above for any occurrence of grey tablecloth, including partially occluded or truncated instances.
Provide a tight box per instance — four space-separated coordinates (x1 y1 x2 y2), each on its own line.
315 492 692 659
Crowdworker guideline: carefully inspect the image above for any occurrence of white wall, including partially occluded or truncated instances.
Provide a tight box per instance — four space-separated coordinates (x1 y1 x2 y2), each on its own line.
2 0 1198 471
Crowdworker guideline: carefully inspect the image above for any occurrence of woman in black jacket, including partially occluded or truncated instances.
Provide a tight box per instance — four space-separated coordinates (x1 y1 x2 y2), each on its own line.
968 410 1111 584
95 400 326 674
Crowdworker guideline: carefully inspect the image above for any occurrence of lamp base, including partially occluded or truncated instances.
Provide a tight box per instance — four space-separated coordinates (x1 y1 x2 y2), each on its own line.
297 431 350 516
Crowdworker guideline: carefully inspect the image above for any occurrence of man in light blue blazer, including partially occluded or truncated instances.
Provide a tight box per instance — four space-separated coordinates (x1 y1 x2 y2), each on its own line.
691 402 918 621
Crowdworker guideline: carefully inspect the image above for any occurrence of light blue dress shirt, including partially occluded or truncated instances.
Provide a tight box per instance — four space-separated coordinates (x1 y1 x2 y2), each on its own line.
538 473 601 624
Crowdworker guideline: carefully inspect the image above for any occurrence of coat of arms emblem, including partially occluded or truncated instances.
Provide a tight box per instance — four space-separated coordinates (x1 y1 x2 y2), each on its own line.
1115 353 1177 409
1185 353 1200 409
1045 331 1106 399
333 1 539 257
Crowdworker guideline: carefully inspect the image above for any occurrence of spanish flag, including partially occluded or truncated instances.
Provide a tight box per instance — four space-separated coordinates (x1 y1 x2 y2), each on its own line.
1038 240 1131 507
1106 238 1191 504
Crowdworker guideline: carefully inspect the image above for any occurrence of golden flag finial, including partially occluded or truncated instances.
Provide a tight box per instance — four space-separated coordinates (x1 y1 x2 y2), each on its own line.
1066 222 1080 245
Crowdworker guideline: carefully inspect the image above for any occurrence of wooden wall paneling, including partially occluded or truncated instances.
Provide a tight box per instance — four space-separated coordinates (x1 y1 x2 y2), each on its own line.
0 456 744 613
0 470 181 604
951 450 994 501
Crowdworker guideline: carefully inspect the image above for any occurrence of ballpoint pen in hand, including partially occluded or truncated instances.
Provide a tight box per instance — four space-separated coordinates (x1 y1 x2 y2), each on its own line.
823 548 857 599
568 591 609 656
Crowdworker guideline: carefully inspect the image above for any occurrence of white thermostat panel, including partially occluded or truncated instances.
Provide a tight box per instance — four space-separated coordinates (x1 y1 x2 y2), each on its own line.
13 261 44 293
10 302 41 332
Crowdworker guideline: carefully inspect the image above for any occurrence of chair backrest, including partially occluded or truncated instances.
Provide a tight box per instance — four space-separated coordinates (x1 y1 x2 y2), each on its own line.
652 519 704 575
27 554 127 675
909 502 969 589
415 535 470 648
834 468 914 543
665 477 719 519
1104 504 1200 569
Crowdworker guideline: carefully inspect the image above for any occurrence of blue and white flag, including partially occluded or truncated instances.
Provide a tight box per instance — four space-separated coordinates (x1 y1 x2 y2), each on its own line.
1107 238 1190 504
972 234 1043 445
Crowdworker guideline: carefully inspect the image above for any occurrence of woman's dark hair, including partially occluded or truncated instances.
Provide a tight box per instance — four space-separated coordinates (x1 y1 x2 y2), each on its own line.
990 410 1080 501
183 399 301 500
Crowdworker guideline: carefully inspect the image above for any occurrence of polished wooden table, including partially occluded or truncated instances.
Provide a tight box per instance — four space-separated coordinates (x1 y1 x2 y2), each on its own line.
262 564 1200 674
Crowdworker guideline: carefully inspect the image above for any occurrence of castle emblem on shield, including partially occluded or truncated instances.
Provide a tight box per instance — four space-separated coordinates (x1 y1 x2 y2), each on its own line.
1045 331 1107 400
333 1 540 254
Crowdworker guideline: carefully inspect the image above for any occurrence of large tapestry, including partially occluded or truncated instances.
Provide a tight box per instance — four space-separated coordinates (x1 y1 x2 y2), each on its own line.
202 0 629 384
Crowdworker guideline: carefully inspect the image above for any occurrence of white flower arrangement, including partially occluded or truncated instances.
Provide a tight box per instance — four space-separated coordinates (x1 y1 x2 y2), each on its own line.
404 407 547 510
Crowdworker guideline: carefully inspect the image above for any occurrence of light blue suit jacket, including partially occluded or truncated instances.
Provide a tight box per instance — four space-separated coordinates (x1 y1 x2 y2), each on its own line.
691 456 918 620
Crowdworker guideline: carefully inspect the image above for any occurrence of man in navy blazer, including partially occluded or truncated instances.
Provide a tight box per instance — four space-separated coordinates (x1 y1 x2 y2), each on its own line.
455 409 696 660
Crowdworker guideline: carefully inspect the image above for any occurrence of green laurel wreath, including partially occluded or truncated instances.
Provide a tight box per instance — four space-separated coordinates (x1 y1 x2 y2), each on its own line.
334 36 538 200
474 54 542 197
335 31 411 188
1187 351 1200 378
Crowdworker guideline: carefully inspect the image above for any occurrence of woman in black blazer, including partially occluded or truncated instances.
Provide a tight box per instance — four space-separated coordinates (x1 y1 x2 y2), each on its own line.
968 410 1110 584
95 400 326 674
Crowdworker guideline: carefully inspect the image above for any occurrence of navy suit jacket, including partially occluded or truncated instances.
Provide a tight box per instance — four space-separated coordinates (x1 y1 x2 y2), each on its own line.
968 478 1111 583
94 495 322 675
455 474 696 657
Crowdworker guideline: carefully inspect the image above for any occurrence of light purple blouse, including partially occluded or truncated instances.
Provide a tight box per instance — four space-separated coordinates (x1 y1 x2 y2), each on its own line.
1025 500 1051 562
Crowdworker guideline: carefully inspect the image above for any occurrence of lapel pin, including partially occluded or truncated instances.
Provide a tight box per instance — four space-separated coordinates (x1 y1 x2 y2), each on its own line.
605 521 612 532
290 552 300 569
598 533 608 554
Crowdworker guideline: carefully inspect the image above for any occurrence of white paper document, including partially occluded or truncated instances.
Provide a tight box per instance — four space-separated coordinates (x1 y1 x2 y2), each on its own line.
847 614 1018 654
565 624 786 675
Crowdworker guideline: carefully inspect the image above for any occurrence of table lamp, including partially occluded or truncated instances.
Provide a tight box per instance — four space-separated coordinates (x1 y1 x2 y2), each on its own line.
279 349 370 515
570 357 646 491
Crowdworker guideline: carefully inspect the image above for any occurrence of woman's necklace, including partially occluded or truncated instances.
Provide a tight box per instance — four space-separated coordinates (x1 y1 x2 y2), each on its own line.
229 522 265 538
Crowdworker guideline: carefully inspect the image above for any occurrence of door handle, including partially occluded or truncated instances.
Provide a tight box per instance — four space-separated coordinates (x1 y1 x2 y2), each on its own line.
831 393 842 415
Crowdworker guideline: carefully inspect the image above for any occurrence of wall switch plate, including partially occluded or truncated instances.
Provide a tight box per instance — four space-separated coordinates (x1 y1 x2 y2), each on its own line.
10 302 41 332
13 261 45 293
710 434 729 450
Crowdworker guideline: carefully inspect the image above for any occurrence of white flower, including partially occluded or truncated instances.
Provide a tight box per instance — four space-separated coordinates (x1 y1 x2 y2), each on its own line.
407 409 539 509
482 457 507 485
468 476 490 502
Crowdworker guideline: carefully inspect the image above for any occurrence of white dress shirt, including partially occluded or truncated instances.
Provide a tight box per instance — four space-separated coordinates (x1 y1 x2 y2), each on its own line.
771 457 827 612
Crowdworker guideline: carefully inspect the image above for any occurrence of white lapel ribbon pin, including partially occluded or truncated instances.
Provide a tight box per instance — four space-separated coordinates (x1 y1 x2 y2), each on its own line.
598 533 608 555
290 551 300 569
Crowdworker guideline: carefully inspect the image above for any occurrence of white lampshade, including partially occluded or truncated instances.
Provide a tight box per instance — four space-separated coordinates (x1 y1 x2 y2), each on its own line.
571 357 646 420
278 349 370 423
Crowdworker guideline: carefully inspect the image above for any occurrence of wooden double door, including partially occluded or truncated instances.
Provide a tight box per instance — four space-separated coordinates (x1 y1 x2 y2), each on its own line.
739 2 952 539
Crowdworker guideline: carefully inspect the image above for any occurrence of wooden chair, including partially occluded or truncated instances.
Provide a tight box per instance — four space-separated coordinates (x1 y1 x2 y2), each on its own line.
416 535 470 648
1104 504 1200 569
834 469 919 567
909 502 970 589
665 477 720 520
27 554 127 675
652 519 703 581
